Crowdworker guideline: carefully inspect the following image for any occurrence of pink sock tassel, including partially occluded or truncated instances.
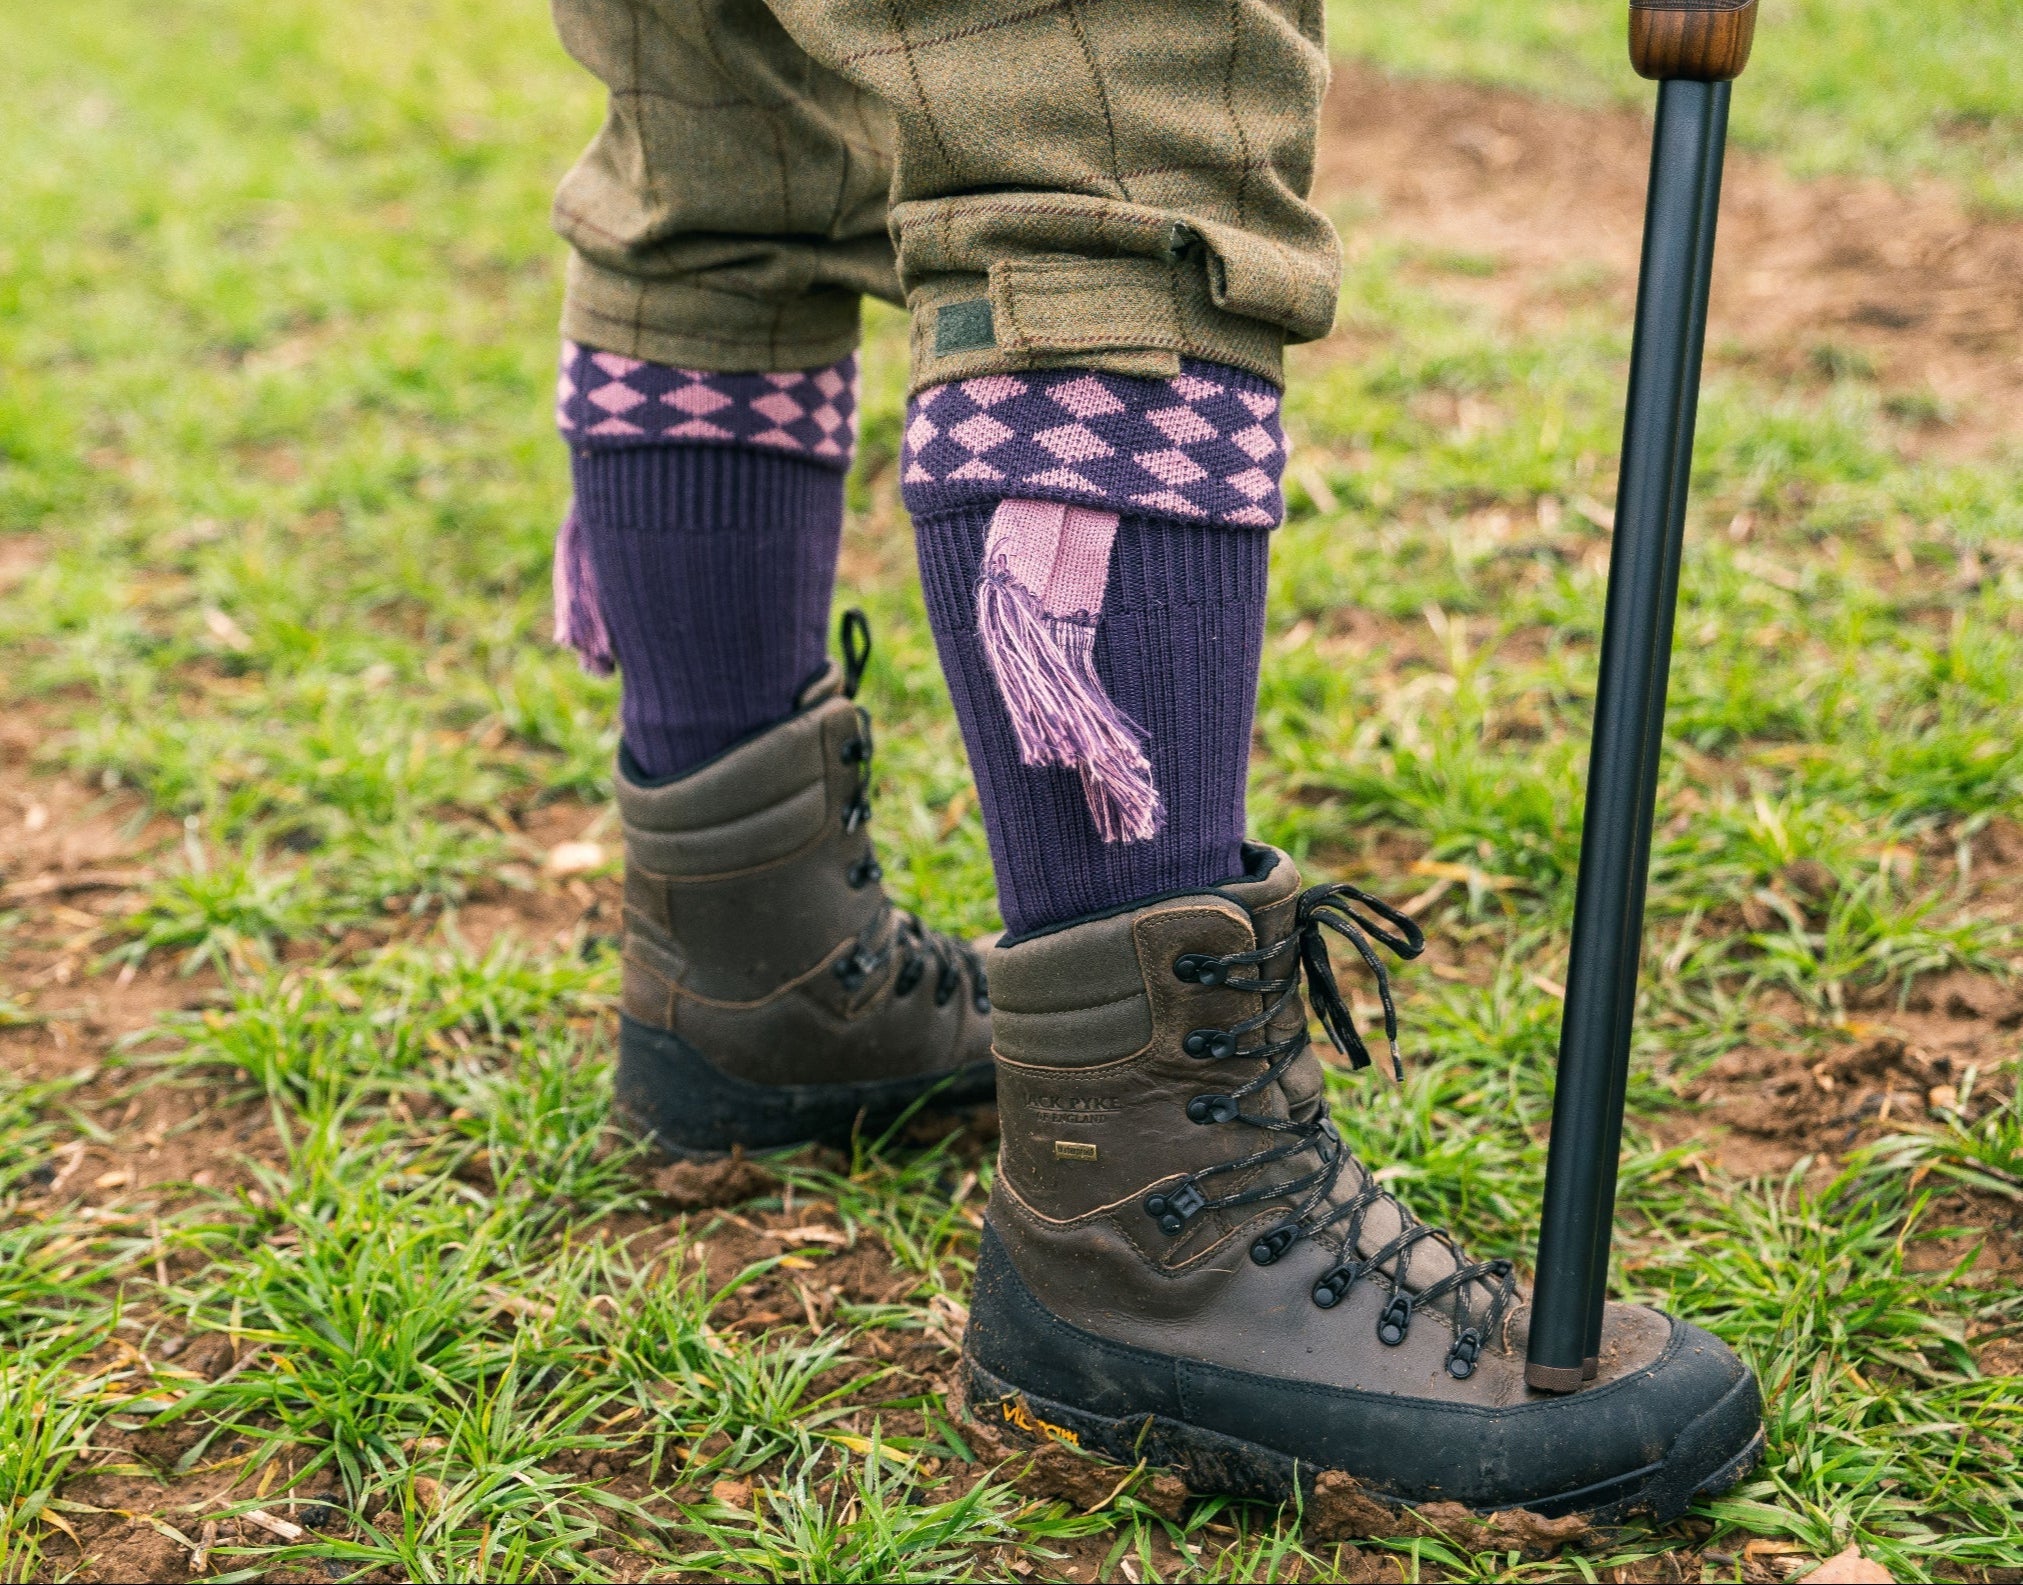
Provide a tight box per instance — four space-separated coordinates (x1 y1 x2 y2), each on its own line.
552 503 615 676
975 499 1163 843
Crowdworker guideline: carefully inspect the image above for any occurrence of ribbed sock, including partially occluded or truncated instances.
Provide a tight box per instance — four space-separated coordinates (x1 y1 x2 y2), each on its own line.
553 344 858 780
915 505 1269 938
568 445 842 778
902 356 1286 938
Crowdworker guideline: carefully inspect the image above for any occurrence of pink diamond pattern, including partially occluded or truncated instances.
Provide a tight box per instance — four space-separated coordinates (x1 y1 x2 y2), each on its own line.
669 385 733 417
557 342 859 471
752 390 807 426
1231 424 1279 461
1171 373 1224 401
950 413 1014 453
901 358 1287 529
1035 423 1114 463
1134 449 1208 487
1050 377 1126 420
1146 406 1217 446
962 375 1027 408
589 382 645 414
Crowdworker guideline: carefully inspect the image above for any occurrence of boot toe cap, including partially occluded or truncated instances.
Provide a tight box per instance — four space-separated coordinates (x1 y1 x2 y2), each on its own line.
1483 1308 1761 1518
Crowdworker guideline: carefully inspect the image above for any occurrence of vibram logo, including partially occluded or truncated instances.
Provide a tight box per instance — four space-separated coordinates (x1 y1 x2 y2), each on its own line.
1053 1140 1099 1162
999 1395 1080 1448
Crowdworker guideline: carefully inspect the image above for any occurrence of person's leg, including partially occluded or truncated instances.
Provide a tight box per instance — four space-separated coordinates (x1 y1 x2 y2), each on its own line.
743 0 1328 935
909 405 1277 937
554 347 854 778
753 0 1764 1520
550 0 899 778
547 0 990 1159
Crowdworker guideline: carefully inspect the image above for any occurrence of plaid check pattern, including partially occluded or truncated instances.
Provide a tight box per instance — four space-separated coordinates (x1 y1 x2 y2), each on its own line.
557 342 859 471
552 0 1335 387
900 360 1286 529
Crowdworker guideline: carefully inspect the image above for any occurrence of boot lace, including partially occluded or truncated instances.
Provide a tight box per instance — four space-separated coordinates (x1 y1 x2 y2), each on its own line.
828 611 990 1016
1143 880 1515 1379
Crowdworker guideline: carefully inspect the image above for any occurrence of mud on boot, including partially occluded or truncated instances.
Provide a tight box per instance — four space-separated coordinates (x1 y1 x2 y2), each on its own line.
962 845 1763 1524
613 615 994 1157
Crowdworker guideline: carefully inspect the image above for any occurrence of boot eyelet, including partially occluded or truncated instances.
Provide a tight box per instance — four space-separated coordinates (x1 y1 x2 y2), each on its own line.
847 857 883 889
840 736 869 765
1182 1028 1235 1060
1249 1224 1299 1266
1446 1328 1482 1380
1172 954 1225 987
1186 1094 1239 1125
1144 1181 1205 1237
1312 1267 1357 1309
1376 1293 1414 1346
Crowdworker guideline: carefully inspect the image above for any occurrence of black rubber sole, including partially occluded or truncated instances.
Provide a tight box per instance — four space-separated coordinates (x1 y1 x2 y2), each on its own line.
614 1013 996 1159
961 1223 1763 1526
964 1358 1764 1528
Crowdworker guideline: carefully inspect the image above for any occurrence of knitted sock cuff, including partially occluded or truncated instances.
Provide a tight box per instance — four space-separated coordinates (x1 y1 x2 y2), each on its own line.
557 341 860 472
900 358 1286 529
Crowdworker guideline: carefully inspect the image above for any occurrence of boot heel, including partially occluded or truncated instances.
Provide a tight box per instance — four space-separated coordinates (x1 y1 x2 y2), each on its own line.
615 1013 994 1159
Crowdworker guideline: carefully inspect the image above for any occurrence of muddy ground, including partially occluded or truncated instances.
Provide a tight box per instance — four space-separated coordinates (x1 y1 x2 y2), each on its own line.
5 64 2022 1585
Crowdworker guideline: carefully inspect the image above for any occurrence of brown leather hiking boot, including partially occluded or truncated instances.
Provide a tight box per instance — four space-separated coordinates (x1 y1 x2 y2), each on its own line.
963 844 1762 1523
612 623 993 1157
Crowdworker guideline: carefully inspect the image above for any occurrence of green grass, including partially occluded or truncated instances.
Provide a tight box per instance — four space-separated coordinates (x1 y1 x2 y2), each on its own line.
1331 0 2023 214
2 0 2021 1580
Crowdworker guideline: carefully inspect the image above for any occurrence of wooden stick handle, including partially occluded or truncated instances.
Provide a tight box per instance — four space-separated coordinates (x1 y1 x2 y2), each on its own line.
1629 0 1757 81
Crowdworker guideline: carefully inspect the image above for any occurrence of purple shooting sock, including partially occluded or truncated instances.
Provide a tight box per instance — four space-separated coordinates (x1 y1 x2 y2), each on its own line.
552 343 858 779
904 359 1287 938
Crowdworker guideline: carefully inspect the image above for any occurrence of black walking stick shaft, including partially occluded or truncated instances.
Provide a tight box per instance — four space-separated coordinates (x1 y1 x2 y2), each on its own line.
1525 0 1755 1394
1580 90 1730 1370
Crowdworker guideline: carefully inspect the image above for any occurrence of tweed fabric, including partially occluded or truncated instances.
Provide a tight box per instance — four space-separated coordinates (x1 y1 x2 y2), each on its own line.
551 0 1337 389
901 360 1285 529
559 343 860 470
916 504 1269 937
570 444 843 779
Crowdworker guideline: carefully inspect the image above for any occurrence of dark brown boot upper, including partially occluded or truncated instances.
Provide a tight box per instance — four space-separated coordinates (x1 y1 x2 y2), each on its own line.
616 663 991 1089
983 845 1671 1404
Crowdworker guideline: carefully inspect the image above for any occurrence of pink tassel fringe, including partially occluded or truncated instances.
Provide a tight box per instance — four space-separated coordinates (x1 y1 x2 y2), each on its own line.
552 504 614 676
977 561 1164 843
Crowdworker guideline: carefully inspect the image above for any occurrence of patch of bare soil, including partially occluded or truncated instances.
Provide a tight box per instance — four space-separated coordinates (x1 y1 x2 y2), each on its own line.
1307 1469 1591 1556
1671 962 2023 1301
1316 65 2023 457
53 1435 362 1585
446 796 622 958
1676 964 2020 1170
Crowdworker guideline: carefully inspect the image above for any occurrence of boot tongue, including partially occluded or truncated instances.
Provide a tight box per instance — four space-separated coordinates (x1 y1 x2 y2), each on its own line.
1221 848 1475 1302
1213 846 1329 1123
1337 1158 1466 1294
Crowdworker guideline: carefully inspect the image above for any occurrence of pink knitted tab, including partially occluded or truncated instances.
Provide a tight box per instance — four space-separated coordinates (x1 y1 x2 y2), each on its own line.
987 500 1119 618
975 498 1162 844
551 505 614 676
